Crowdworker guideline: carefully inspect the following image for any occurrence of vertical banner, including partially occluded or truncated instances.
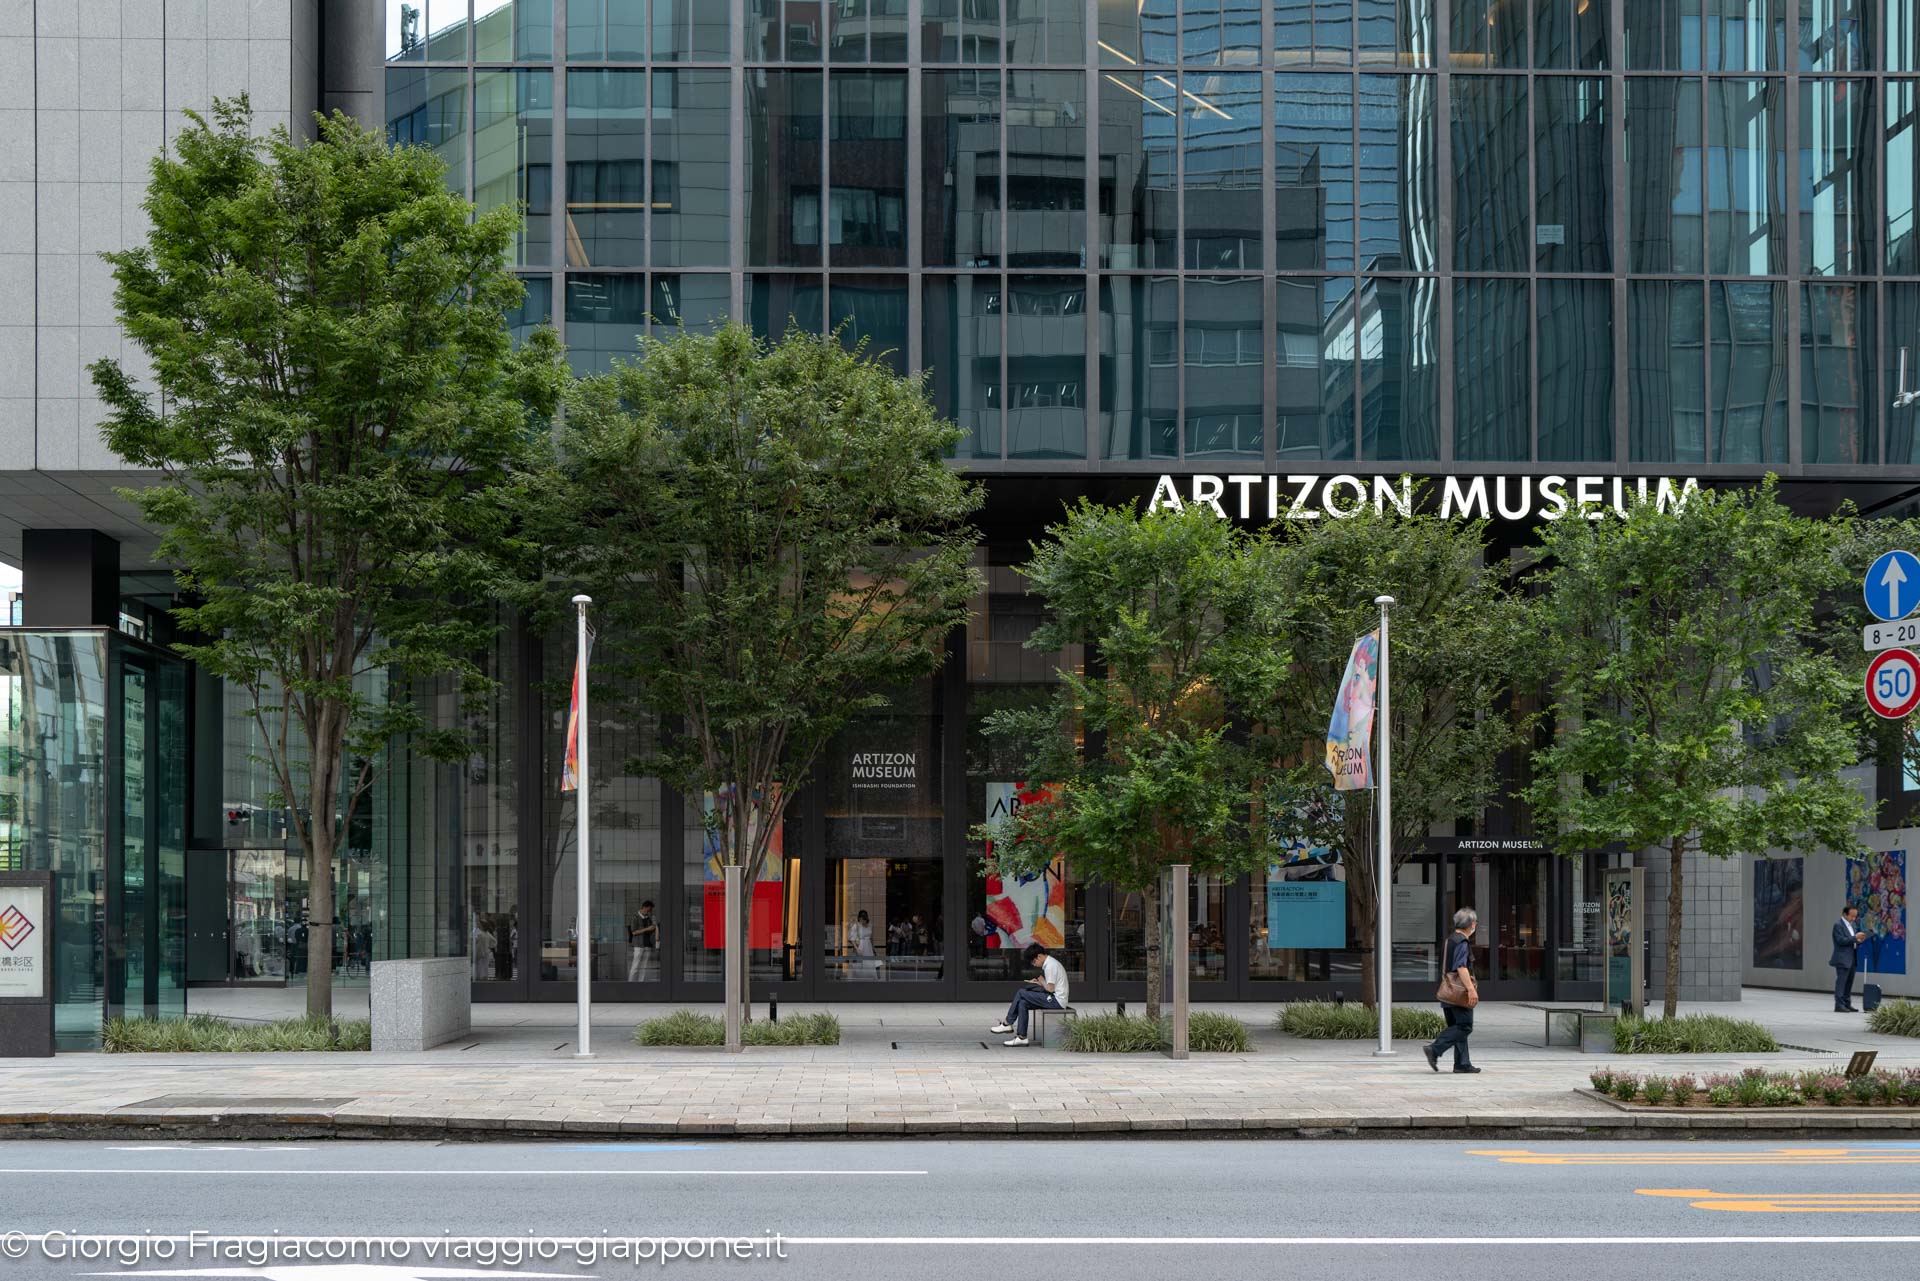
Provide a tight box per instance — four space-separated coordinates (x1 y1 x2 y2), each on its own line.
1325 630 1380 791
1604 866 1644 1016
1750 856 1804 970
1848 850 1908 975
560 635 592 793
982 782 1065 950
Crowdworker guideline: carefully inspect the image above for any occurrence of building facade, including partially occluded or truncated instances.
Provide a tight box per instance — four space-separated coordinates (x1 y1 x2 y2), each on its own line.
6 2 1920 1043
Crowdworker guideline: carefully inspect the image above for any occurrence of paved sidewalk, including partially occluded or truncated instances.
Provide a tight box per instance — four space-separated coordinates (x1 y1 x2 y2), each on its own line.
1 989 1916 1140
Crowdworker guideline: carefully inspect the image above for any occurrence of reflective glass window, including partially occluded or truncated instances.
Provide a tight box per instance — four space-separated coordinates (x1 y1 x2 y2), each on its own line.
789 0 826 59
1629 280 1708 462
681 791 801 984
1099 0 1178 64
1624 0 1696 68
749 272 827 337
925 69 1003 267
1185 275 1264 457
1535 77 1611 272
1359 74 1438 270
1360 275 1441 459
655 0 733 60
1887 283 1920 461
1537 278 1614 461
1887 78 1920 271
652 69 732 268
1277 275 1356 458
1891 3 1920 71
1006 0 1086 63
1276 75 1352 271
1452 75 1529 271
1627 77 1704 272
1098 72 1179 267
750 0 781 59
1704 0 1788 69
509 275 554 346
476 70 553 270
1006 274 1090 457
924 274 1004 457
746 70 824 267
1710 280 1788 463
1184 72 1262 269
1450 0 1526 66
1100 274 1181 457
927 0 1005 63
1277 0 1353 66
1453 277 1530 461
565 69 645 269
1801 79 1873 276
564 273 648 376
830 72 909 267
1181 0 1263 64
1798 0 1869 69
473 0 554 61
567 0 646 60
831 275 910 374
650 273 733 332
831 0 872 62
1004 71 1085 268
1707 78 1785 275
1535 0 1609 68
1359 0 1436 67
1802 282 1876 463
385 68 469 196
455 621 522 983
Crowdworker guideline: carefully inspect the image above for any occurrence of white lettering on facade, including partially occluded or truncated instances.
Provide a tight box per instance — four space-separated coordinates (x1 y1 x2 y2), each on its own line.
1441 476 1489 520
1143 473 1706 521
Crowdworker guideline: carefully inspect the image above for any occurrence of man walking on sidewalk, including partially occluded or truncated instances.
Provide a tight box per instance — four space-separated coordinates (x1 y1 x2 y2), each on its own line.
1833 904 1871 1012
1424 908 1481 1074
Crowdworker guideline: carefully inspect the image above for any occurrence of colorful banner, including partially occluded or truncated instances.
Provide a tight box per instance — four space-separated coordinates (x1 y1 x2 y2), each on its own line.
982 781 1065 951
1325 630 1380 791
1848 849 1908 975
559 635 593 793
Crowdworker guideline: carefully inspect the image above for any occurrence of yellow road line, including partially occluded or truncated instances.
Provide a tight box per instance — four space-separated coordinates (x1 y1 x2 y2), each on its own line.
1638 1189 1920 1213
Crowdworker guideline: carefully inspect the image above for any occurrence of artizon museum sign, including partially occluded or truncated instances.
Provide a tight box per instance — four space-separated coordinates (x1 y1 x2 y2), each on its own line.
1149 473 1702 522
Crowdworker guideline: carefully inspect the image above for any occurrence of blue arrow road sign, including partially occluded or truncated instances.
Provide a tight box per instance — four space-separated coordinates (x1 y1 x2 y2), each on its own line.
1866 550 1920 622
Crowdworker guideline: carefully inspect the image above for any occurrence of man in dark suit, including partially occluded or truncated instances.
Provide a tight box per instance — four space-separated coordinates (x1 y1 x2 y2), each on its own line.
1832 905 1871 1012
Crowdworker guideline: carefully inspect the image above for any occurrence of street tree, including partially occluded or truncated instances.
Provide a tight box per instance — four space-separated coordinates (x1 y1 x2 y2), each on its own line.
93 99 566 1019
980 500 1290 1021
1262 498 1528 1011
554 324 981 1046
1525 480 1869 1019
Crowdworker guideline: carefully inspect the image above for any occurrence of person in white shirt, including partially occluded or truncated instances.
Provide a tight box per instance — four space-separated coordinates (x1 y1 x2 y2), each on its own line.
992 941 1070 1046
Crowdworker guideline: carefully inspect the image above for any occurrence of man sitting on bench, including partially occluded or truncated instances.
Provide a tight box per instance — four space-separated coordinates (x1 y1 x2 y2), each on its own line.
992 941 1070 1047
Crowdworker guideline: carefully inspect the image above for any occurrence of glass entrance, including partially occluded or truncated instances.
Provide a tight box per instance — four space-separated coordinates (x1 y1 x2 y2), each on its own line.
1445 853 1552 998
229 849 287 982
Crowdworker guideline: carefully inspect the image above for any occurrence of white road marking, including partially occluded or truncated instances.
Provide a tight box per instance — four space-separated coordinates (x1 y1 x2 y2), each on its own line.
7 1234 1920 1248
0 1168 925 1177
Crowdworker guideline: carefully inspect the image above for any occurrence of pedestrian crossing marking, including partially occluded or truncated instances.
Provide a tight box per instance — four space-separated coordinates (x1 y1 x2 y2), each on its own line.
1469 1148 1920 1166
1638 1189 1920 1213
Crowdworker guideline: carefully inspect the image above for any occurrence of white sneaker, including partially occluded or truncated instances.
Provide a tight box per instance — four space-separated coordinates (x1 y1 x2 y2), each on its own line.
990 1022 1014 1034
1003 1035 1029 1047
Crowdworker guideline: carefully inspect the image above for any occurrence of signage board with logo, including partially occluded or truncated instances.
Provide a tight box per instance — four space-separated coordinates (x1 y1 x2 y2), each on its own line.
0 871 53 1056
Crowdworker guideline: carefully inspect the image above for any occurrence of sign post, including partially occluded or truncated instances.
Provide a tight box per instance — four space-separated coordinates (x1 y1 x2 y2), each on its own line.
570 594 593 1060
0 870 54 1057
1866 648 1920 720
1373 595 1395 1058
1866 551 1920 624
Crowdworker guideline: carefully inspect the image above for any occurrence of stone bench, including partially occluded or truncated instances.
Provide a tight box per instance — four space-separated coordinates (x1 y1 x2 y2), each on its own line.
371 957 471 1052
1028 1005 1078 1048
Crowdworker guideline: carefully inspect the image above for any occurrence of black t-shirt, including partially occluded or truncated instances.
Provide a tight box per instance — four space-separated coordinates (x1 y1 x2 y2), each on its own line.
1445 931 1472 976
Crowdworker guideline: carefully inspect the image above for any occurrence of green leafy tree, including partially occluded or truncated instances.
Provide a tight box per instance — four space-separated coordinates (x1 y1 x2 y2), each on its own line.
1262 499 1528 1010
980 501 1290 1021
554 324 981 1045
1525 480 1869 1018
92 99 566 1019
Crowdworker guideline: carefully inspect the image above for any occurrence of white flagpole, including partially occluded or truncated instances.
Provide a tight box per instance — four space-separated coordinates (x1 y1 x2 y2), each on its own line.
1374 595 1396 1058
572 593 594 1060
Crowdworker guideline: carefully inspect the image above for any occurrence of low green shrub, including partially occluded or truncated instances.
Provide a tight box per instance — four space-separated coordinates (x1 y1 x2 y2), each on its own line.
1670 1074 1697 1105
1588 1068 1617 1094
1707 1085 1736 1107
1610 1013 1779 1054
1868 998 1920 1038
1640 1076 1670 1105
633 1009 840 1047
1062 1013 1168 1053
1187 1011 1252 1053
1610 1073 1641 1101
1276 1002 1445 1041
103 1013 370 1053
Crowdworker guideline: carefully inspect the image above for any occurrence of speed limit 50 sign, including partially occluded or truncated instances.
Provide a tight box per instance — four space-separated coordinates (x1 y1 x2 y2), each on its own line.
1866 647 1920 719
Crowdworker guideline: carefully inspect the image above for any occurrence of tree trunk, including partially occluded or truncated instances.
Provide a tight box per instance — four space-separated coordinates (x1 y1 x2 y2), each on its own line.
304 714 340 1022
1664 836 1685 1020
1354 880 1378 1011
1144 880 1163 1021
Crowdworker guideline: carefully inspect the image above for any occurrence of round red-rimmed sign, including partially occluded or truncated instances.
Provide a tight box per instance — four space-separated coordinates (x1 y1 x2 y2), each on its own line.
1866 647 1920 719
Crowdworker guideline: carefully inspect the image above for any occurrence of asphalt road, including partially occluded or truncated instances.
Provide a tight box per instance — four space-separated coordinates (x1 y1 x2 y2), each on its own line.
0 1138 1916 1279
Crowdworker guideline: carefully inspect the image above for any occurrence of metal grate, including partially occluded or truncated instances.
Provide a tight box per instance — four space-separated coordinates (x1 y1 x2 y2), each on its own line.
124 1096 356 1109
889 1041 990 1052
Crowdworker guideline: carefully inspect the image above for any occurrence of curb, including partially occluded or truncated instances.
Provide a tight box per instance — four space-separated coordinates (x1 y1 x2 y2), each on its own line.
5 1109 1920 1142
